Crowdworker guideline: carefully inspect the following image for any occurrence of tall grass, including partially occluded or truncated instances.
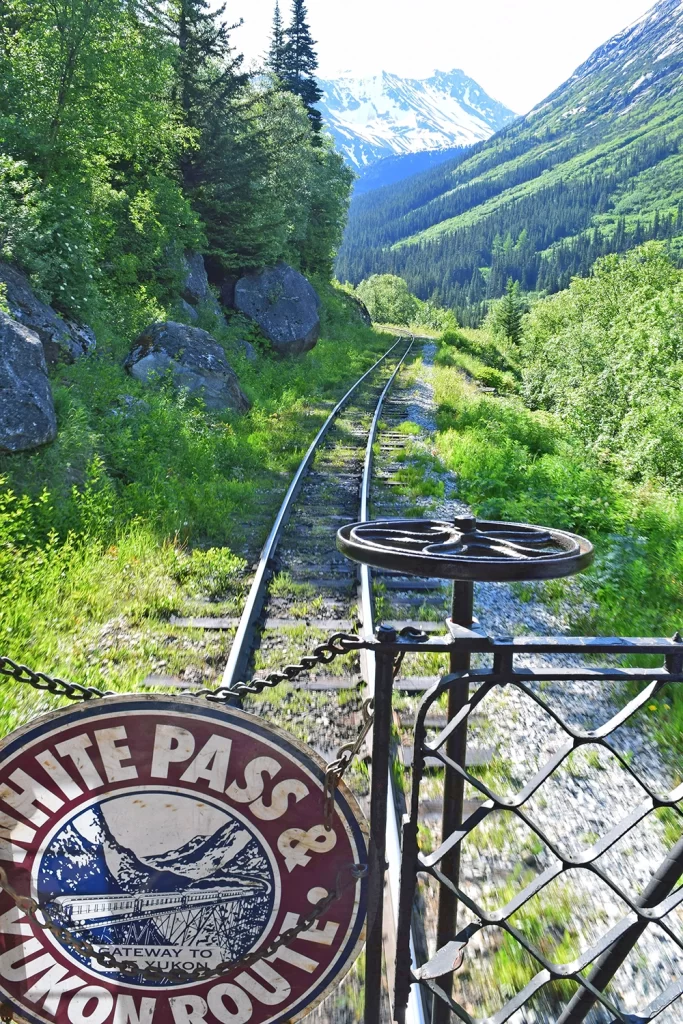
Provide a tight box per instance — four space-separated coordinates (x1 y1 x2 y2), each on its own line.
432 364 683 758
0 284 390 701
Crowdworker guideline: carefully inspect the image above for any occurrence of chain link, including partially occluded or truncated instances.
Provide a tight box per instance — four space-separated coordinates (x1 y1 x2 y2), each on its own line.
323 697 374 830
0 656 113 702
194 632 364 702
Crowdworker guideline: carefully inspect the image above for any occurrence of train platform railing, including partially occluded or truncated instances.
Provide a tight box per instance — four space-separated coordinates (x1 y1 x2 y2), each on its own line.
337 515 683 1024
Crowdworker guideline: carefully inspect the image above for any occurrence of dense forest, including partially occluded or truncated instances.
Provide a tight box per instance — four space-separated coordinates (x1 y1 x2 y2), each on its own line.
337 0 683 324
0 0 352 336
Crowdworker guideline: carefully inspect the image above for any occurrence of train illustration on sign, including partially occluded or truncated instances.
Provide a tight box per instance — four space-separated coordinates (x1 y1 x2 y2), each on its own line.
51 886 264 931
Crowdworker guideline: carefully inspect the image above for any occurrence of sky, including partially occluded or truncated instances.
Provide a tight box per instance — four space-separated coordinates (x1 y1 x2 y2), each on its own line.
224 0 658 113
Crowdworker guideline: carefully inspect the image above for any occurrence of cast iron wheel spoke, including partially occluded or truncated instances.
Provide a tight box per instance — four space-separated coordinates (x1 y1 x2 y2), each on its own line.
337 515 594 582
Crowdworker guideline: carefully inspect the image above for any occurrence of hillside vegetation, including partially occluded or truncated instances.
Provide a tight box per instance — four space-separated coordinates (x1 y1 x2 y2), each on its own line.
0 286 387 720
337 0 683 323
427 244 683 749
0 0 351 335
0 0 390 708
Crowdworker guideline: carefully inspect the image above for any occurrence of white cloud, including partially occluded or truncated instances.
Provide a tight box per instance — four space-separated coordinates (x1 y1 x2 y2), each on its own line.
224 0 657 113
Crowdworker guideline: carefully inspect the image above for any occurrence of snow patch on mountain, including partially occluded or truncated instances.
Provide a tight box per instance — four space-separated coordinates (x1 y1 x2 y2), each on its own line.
144 821 256 882
318 69 517 169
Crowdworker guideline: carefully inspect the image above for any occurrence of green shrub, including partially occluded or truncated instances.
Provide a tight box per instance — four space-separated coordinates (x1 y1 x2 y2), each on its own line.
522 243 683 485
355 274 419 325
436 347 517 393
441 329 468 347
171 547 247 600
433 364 683 757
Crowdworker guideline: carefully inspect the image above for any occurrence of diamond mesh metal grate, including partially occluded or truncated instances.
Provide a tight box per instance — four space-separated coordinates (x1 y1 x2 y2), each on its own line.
394 646 683 1024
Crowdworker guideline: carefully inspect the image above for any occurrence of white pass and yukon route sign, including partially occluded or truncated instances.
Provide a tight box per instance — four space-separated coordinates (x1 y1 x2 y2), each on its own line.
0 695 368 1024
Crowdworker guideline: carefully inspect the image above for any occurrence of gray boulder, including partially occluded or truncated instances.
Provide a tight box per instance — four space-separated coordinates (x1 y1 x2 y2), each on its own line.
0 263 95 365
177 298 199 324
182 252 213 306
234 263 321 356
124 322 250 413
180 252 225 325
237 339 258 362
0 312 57 452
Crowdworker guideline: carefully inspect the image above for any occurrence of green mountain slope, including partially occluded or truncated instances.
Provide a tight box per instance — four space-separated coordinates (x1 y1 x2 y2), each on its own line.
336 0 683 322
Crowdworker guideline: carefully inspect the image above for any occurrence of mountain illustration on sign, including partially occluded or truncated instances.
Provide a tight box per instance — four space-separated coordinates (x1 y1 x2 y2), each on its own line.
37 795 275 983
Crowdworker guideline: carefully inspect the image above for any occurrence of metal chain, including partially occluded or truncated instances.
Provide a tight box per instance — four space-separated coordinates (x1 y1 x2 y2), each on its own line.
0 656 113 702
323 697 374 830
194 632 364 702
321 627 428 827
0 862 367 984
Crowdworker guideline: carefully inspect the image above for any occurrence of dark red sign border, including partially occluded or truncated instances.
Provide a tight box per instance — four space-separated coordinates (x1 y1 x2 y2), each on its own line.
0 695 369 1024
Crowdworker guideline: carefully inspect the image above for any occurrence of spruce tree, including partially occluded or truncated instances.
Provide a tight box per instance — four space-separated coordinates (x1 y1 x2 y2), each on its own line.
168 0 248 190
266 2 286 78
493 278 524 345
282 0 323 134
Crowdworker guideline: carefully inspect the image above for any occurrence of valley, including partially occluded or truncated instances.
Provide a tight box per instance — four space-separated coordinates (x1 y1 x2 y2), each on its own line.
336 0 683 323
0 0 682 1022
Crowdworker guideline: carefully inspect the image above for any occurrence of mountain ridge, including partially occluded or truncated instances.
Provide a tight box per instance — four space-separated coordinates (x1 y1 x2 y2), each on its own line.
337 0 683 321
38 806 271 899
317 68 517 169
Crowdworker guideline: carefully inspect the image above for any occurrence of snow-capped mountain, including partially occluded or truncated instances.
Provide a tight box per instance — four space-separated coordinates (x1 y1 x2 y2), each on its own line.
38 804 275 970
38 805 270 899
526 0 683 124
317 69 517 169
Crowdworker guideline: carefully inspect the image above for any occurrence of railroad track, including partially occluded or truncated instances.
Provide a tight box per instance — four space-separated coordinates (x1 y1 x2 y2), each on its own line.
231 334 428 1024
156 335 681 1023
168 335 449 1023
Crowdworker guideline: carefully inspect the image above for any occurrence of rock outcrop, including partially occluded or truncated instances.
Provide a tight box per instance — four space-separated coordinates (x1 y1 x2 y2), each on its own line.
234 264 321 356
0 263 95 365
124 322 250 413
238 339 258 362
180 252 225 324
181 252 213 306
177 298 199 324
349 294 372 326
0 312 57 452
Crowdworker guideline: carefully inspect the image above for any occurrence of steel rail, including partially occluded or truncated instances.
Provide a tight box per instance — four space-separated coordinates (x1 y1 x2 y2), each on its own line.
357 339 427 1024
222 336 406 689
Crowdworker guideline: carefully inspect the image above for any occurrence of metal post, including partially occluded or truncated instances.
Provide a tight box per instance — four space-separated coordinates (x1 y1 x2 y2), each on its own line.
557 835 683 1024
432 573 474 1024
365 628 397 1024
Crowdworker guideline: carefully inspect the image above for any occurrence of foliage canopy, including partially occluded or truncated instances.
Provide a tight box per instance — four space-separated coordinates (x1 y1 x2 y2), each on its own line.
0 0 352 325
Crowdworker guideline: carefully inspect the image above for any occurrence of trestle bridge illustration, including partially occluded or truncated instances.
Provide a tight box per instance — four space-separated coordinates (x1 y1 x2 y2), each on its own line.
51 885 263 946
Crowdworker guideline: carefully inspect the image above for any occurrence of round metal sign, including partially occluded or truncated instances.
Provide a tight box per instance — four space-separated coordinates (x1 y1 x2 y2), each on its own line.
0 695 368 1024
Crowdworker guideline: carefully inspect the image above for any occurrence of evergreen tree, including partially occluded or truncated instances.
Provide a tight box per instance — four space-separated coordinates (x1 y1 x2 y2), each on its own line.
491 278 524 344
168 0 248 191
282 0 323 134
266 2 285 78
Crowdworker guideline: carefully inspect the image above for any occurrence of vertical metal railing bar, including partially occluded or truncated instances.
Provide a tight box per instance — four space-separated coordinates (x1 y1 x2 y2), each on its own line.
357 339 426 1024
434 578 474 1024
367 643 401 1024
222 336 407 689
